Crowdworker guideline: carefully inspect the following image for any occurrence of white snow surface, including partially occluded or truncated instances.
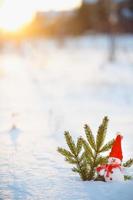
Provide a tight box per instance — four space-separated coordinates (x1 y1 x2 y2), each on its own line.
0 35 133 199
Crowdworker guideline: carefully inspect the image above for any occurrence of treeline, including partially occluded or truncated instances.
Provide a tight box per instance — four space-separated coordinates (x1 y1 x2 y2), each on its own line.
1 0 133 40
22 0 133 38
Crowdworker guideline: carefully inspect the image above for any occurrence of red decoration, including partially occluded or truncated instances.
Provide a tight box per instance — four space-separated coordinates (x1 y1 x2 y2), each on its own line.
97 163 121 177
109 134 123 161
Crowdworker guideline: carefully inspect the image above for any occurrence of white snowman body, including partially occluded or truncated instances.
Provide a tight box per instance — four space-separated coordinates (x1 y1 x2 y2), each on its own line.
104 157 124 182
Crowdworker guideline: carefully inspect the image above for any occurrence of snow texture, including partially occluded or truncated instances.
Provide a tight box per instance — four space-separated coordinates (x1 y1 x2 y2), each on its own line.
0 35 133 200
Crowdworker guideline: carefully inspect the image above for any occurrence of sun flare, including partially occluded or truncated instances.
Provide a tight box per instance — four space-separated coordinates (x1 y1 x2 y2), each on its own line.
0 0 35 32
0 0 82 33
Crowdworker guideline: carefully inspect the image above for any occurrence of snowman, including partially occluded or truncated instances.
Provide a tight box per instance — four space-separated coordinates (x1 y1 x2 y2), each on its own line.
97 134 124 182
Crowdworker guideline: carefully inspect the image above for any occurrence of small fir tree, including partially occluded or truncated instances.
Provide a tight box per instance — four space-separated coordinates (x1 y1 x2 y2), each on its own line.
58 116 114 181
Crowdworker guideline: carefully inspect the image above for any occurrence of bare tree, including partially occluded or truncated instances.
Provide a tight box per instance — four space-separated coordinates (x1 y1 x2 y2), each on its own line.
108 0 119 61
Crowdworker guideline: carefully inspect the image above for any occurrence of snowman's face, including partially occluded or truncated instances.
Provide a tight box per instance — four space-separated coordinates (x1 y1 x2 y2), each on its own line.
108 157 121 164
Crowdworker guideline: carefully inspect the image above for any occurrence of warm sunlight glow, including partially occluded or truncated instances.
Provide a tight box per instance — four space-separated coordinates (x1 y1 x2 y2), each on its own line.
0 0 82 32
0 0 35 32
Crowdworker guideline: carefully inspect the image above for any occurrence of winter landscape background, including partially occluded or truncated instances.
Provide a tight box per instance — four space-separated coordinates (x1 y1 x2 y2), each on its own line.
0 0 133 199
0 35 133 200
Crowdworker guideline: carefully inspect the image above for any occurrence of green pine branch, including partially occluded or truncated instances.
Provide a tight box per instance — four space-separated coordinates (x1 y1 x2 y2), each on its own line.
123 159 133 167
57 148 74 158
76 137 83 155
96 116 109 152
123 159 133 180
100 139 114 152
58 132 89 180
84 124 96 150
95 156 108 166
82 116 113 180
124 175 133 180
64 131 77 156
81 138 94 159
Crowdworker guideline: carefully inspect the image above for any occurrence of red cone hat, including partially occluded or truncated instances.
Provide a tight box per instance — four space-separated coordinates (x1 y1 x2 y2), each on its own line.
109 134 123 161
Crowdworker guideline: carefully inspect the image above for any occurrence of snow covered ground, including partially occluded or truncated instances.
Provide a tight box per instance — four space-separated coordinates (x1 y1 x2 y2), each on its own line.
0 35 133 199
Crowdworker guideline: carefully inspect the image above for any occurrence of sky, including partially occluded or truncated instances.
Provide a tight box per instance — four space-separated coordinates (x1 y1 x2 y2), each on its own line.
0 0 82 12
0 0 82 32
